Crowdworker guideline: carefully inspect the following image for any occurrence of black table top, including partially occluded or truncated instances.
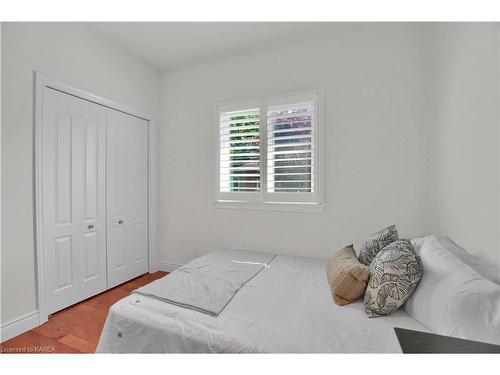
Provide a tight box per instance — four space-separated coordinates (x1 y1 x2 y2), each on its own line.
395 327 500 354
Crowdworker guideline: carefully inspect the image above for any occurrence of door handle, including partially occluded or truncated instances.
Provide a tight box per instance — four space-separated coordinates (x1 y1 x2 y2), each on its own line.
118 220 124 224
88 224 94 229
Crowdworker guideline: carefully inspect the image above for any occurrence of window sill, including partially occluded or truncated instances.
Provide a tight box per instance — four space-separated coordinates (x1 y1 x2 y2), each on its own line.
213 200 327 213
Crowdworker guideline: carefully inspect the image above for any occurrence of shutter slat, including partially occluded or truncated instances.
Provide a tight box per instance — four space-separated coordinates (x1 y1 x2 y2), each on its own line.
228 167 260 171
269 161 313 166
220 108 259 116
221 172 260 178
268 134 313 142
267 120 312 132
272 181 312 185
268 157 311 162
222 131 260 138
272 188 312 192
220 140 260 146
220 145 260 151
220 176 261 180
270 173 312 177
225 182 260 186
271 181 311 187
222 152 261 158
271 141 312 148
220 188 260 192
220 118 260 126
267 111 314 121
221 125 260 133
268 149 313 156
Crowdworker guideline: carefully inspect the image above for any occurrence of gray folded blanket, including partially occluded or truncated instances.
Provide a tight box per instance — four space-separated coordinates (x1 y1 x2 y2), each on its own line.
134 249 277 316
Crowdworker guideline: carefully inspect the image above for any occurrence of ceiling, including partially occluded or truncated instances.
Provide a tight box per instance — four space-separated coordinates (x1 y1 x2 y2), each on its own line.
88 22 339 70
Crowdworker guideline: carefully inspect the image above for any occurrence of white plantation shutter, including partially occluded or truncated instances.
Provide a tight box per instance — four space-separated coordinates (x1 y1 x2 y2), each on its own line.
217 91 322 207
219 108 261 193
267 96 316 195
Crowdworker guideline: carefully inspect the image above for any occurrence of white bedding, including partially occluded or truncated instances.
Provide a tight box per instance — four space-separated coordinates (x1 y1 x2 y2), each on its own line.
134 250 277 316
97 253 428 353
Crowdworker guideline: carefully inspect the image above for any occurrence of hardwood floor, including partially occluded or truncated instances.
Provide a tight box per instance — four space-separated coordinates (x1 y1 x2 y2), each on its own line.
0 271 167 354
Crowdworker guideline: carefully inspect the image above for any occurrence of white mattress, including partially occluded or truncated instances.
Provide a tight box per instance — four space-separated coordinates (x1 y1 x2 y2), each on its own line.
97 253 429 353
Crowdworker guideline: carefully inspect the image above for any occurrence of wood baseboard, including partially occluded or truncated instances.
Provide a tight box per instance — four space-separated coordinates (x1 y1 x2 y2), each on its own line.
0 311 40 343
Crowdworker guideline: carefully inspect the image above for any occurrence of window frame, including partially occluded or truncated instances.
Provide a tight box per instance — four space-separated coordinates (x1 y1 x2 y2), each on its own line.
214 90 325 212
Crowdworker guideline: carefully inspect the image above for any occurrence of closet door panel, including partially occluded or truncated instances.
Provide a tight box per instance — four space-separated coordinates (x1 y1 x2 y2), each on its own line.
53 236 73 291
80 113 107 292
42 88 107 314
109 224 127 270
107 109 149 288
127 223 148 265
82 231 99 281
83 119 99 221
54 111 72 225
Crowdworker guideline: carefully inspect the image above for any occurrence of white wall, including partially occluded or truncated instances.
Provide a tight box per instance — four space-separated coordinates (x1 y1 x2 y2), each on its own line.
158 24 430 265
427 23 500 266
1 23 161 325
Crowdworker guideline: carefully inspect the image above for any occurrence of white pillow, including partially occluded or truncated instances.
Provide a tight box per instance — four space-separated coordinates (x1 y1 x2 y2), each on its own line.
410 236 500 284
409 236 425 252
438 236 500 283
405 235 500 345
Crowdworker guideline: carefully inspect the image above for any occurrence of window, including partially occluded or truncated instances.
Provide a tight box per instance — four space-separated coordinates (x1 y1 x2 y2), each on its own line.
216 91 324 210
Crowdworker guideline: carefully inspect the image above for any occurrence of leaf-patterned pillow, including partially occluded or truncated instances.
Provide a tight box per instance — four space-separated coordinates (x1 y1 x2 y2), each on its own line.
358 225 398 266
363 239 423 318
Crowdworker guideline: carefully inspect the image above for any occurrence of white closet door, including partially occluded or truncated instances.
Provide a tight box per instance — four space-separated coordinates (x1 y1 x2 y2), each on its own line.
107 109 149 288
42 88 107 314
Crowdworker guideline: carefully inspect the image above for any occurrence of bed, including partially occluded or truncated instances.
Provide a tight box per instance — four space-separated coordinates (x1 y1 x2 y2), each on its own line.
97 250 429 353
